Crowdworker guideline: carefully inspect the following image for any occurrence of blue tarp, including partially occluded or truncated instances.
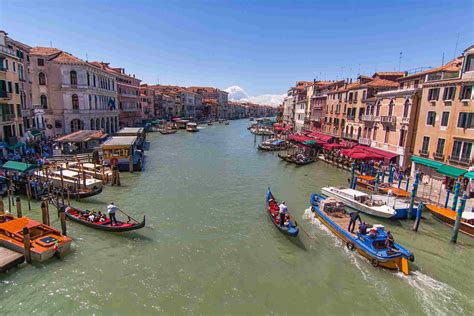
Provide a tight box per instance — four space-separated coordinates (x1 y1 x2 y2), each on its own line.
271 140 284 145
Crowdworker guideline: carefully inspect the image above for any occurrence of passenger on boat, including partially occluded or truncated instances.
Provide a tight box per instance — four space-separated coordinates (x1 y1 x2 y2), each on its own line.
348 211 361 233
368 227 378 238
88 212 96 222
385 231 394 248
97 211 106 222
107 202 118 226
279 201 288 227
358 222 368 235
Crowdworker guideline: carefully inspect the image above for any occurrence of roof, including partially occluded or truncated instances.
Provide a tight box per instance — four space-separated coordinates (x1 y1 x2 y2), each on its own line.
102 136 137 147
55 130 108 143
399 57 463 81
362 78 399 88
30 46 87 65
373 72 405 77
29 47 61 56
117 127 144 135
1 161 37 173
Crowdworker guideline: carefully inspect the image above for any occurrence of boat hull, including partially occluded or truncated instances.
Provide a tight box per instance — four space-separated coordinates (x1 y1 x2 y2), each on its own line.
427 204 474 237
266 189 299 237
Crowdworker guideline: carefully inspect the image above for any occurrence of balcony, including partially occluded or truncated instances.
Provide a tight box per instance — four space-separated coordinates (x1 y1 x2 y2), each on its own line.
0 45 16 57
433 152 445 160
0 92 12 101
0 66 7 72
448 155 472 166
359 137 372 146
418 149 429 157
361 114 380 122
347 115 356 121
381 116 397 124
400 117 410 125
0 113 16 122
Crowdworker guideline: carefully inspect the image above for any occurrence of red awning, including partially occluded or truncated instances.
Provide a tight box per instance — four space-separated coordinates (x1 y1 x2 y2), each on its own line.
323 143 344 150
307 132 334 142
340 147 385 160
287 134 315 143
352 145 398 160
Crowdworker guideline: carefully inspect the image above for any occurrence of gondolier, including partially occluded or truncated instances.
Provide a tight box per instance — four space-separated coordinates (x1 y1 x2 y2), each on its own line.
279 201 288 227
107 202 118 226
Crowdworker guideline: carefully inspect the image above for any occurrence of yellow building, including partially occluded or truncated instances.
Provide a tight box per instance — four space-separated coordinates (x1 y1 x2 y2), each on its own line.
0 30 24 143
412 46 473 178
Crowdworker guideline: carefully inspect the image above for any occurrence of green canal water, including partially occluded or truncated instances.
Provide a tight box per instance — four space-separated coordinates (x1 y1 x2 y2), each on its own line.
1 119 473 315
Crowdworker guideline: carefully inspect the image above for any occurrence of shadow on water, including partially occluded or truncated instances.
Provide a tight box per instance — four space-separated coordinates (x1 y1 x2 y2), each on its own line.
286 234 307 250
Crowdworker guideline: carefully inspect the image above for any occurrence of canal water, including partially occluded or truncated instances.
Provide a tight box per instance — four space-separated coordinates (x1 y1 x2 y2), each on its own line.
1 119 473 315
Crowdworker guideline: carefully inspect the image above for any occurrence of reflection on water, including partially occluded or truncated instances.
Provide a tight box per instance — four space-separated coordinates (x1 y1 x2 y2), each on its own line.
0 120 473 315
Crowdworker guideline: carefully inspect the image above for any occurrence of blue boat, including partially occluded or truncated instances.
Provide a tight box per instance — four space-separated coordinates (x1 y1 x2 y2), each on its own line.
310 193 414 275
266 188 299 237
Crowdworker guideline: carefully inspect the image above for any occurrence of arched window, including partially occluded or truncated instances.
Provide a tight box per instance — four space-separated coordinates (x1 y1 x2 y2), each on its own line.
40 95 48 108
388 100 395 116
70 119 83 132
39 72 46 85
106 117 110 133
101 118 105 129
90 119 95 130
70 70 77 85
403 100 410 118
72 94 79 110
96 118 100 130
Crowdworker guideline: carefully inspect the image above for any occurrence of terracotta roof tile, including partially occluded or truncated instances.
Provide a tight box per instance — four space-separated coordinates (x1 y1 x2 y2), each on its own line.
30 47 62 56
399 57 463 81
362 78 398 88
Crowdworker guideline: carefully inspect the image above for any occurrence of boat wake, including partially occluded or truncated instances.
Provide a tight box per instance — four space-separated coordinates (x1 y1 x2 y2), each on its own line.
397 271 467 315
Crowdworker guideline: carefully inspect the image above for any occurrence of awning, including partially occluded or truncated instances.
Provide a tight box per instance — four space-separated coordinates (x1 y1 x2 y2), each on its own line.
287 134 315 143
323 143 344 150
353 145 398 160
464 171 474 179
1 161 37 173
303 140 317 146
306 132 334 142
411 156 444 169
436 165 467 178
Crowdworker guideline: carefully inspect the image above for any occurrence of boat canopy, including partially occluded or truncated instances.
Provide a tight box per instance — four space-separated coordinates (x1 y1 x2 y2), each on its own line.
339 188 369 198
271 140 284 145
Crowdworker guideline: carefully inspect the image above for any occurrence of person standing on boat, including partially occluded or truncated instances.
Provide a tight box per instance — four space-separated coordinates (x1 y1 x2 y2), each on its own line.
348 211 361 233
107 202 118 226
279 201 288 227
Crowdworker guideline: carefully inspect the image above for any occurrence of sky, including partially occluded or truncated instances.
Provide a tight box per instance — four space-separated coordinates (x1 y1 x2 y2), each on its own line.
0 0 473 101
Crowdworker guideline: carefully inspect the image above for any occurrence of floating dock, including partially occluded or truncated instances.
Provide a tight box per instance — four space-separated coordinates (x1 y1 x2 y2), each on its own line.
0 246 24 272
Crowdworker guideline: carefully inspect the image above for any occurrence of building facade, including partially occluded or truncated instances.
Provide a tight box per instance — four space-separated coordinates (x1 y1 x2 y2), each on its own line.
30 47 119 137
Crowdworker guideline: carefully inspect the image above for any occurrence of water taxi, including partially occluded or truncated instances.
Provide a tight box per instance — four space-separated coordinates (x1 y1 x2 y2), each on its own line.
176 119 190 129
102 136 144 172
186 122 199 132
426 204 474 237
0 214 72 261
321 187 410 219
310 194 414 275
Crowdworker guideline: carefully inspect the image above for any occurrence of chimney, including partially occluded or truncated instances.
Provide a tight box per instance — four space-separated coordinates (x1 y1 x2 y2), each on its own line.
0 30 7 46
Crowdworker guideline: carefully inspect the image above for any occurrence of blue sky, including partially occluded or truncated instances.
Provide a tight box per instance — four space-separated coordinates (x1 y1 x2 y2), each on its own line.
0 0 472 97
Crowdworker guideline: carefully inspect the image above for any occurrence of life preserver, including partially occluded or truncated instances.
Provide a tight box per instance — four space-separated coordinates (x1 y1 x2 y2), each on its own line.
371 259 379 267
346 241 355 251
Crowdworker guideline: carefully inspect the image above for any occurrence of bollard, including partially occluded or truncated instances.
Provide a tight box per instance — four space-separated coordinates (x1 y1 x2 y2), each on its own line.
365 163 369 175
16 197 22 218
41 200 50 226
388 163 394 184
22 227 32 263
405 177 410 192
407 180 419 219
398 174 403 189
451 194 467 243
129 157 134 173
350 161 356 189
452 180 460 211
444 189 451 208
59 207 67 236
412 202 424 231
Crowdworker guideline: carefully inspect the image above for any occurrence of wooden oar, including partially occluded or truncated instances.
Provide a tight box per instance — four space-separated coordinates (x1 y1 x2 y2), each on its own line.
117 208 140 223
287 210 315 240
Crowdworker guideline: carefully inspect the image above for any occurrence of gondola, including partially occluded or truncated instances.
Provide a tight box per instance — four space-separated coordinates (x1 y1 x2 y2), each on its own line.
292 157 315 166
265 188 299 237
159 129 178 135
52 201 146 232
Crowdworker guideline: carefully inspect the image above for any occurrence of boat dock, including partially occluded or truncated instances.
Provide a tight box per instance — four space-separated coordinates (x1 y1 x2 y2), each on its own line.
0 246 24 272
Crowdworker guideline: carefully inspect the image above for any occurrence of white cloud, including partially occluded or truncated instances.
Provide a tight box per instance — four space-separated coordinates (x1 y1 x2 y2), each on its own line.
225 86 284 107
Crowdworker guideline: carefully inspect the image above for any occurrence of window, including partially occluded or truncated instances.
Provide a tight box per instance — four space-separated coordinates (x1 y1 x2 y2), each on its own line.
87 72 90 86
388 101 394 116
70 71 78 85
422 136 430 153
436 139 445 155
426 111 436 126
38 72 46 85
399 129 406 147
414 80 420 88
403 100 410 117
72 94 79 110
40 95 48 109
384 128 389 143
37 58 44 66
428 88 440 101
461 143 473 161
465 55 474 72
400 82 404 89
443 86 456 100
457 112 474 129
461 86 473 100
12 62 16 72
441 112 450 127
14 83 19 94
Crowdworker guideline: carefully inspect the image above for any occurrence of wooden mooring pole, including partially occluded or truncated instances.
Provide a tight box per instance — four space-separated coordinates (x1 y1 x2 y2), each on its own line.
16 197 22 218
59 207 67 236
22 227 31 263
41 199 50 226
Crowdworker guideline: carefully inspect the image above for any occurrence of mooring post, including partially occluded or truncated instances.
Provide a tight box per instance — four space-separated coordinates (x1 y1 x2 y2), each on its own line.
374 170 380 193
59 206 67 236
41 200 50 226
452 180 461 211
0 198 4 215
451 194 467 243
350 161 356 189
388 163 394 184
22 227 31 263
407 179 419 219
444 189 451 208
412 202 424 232
352 176 358 189
405 177 410 192
398 173 403 189
16 197 22 218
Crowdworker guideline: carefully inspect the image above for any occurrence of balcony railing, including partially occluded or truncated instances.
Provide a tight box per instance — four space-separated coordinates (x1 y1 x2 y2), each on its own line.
347 115 356 121
361 114 380 122
1 113 16 122
359 137 372 146
433 152 445 160
0 45 16 57
381 116 397 124
400 117 410 124
448 155 472 166
0 66 7 72
0 92 12 100
419 149 429 157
